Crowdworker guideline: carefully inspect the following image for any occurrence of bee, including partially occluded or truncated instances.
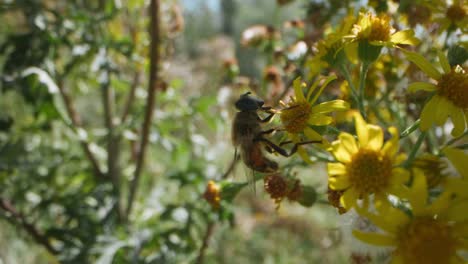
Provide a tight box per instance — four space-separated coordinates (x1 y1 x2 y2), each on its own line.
232 92 322 174
232 92 278 173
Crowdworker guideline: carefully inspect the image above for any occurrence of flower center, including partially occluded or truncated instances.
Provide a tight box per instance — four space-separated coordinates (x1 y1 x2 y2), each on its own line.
437 69 468 109
346 148 392 195
446 4 466 23
397 217 456 264
356 14 392 42
280 102 312 133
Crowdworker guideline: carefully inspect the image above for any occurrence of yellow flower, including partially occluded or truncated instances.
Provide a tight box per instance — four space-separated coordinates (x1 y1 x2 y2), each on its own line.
353 171 468 264
308 11 357 72
406 51 468 137
345 12 419 63
412 153 448 188
279 75 349 162
431 0 468 33
348 12 420 46
203 181 221 209
327 113 409 210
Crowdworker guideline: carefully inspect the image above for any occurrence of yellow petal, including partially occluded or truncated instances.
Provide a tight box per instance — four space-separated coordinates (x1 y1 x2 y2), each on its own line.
308 113 333 126
297 145 314 164
329 174 351 190
327 162 347 175
305 127 330 149
338 133 358 155
311 100 350 113
386 185 411 201
434 96 451 126
340 187 359 209
382 126 399 158
360 205 400 234
352 230 396 246
420 96 438 131
389 168 410 185
428 191 451 216
393 153 407 165
365 124 384 151
404 50 442 80
438 51 451 74
331 134 355 163
309 75 337 105
390 29 420 46
408 171 428 215
407 82 437 93
448 103 466 137
293 77 306 101
443 147 468 178
444 178 468 198
445 200 468 222
304 127 323 141
354 113 369 147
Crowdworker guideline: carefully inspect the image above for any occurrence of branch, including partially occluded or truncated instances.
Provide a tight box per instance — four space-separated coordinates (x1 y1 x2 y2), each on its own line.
194 159 237 263
101 67 122 219
57 78 105 179
126 0 161 217
0 198 59 255
195 222 215 264
121 72 140 124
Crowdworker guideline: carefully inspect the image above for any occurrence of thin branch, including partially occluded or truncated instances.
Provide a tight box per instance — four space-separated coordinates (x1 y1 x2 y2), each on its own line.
195 221 215 264
101 66 122 219
126 0 161 217
57 78 104 179
121 72 140 124
194 158 238 263
0 198 59 255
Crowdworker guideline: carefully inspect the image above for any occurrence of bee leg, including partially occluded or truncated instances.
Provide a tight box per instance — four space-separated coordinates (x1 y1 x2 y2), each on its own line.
258 128 276 136
255 137 321 157
259 112 275 123
279 140 293 146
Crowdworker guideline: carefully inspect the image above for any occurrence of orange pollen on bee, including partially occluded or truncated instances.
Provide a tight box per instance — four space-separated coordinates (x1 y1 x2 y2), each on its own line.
280 101 312 133
396 217 457 264
437 69 468 109
346 148 392 196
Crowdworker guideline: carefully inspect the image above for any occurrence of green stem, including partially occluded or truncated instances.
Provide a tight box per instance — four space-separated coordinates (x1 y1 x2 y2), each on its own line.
403 131 427 169
339 65 362 114
444 130 468 148
400 119 420 138
357 61 370 119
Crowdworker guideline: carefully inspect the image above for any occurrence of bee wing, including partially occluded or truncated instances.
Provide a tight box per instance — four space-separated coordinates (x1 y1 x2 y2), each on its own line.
241 164 256 194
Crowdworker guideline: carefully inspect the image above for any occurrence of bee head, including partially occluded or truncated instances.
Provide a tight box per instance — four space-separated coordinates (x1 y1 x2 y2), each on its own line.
235 92 264 111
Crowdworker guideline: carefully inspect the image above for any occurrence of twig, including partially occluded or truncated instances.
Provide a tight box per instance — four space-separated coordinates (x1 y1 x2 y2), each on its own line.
121 72 140 124
0 198 59 255
195 221 215 264
101 66 122 219
126 0 161 217
57 78 104 179
194 157 238 263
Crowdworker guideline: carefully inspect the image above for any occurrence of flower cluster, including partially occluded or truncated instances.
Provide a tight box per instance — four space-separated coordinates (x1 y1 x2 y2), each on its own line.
207 3 468 262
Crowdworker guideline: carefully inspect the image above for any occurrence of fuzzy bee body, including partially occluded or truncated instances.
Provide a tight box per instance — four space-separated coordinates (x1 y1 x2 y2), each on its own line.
232 93 278 173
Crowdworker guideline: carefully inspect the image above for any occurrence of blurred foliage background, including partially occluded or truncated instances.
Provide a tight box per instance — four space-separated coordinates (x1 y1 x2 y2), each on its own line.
2 0 465 263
